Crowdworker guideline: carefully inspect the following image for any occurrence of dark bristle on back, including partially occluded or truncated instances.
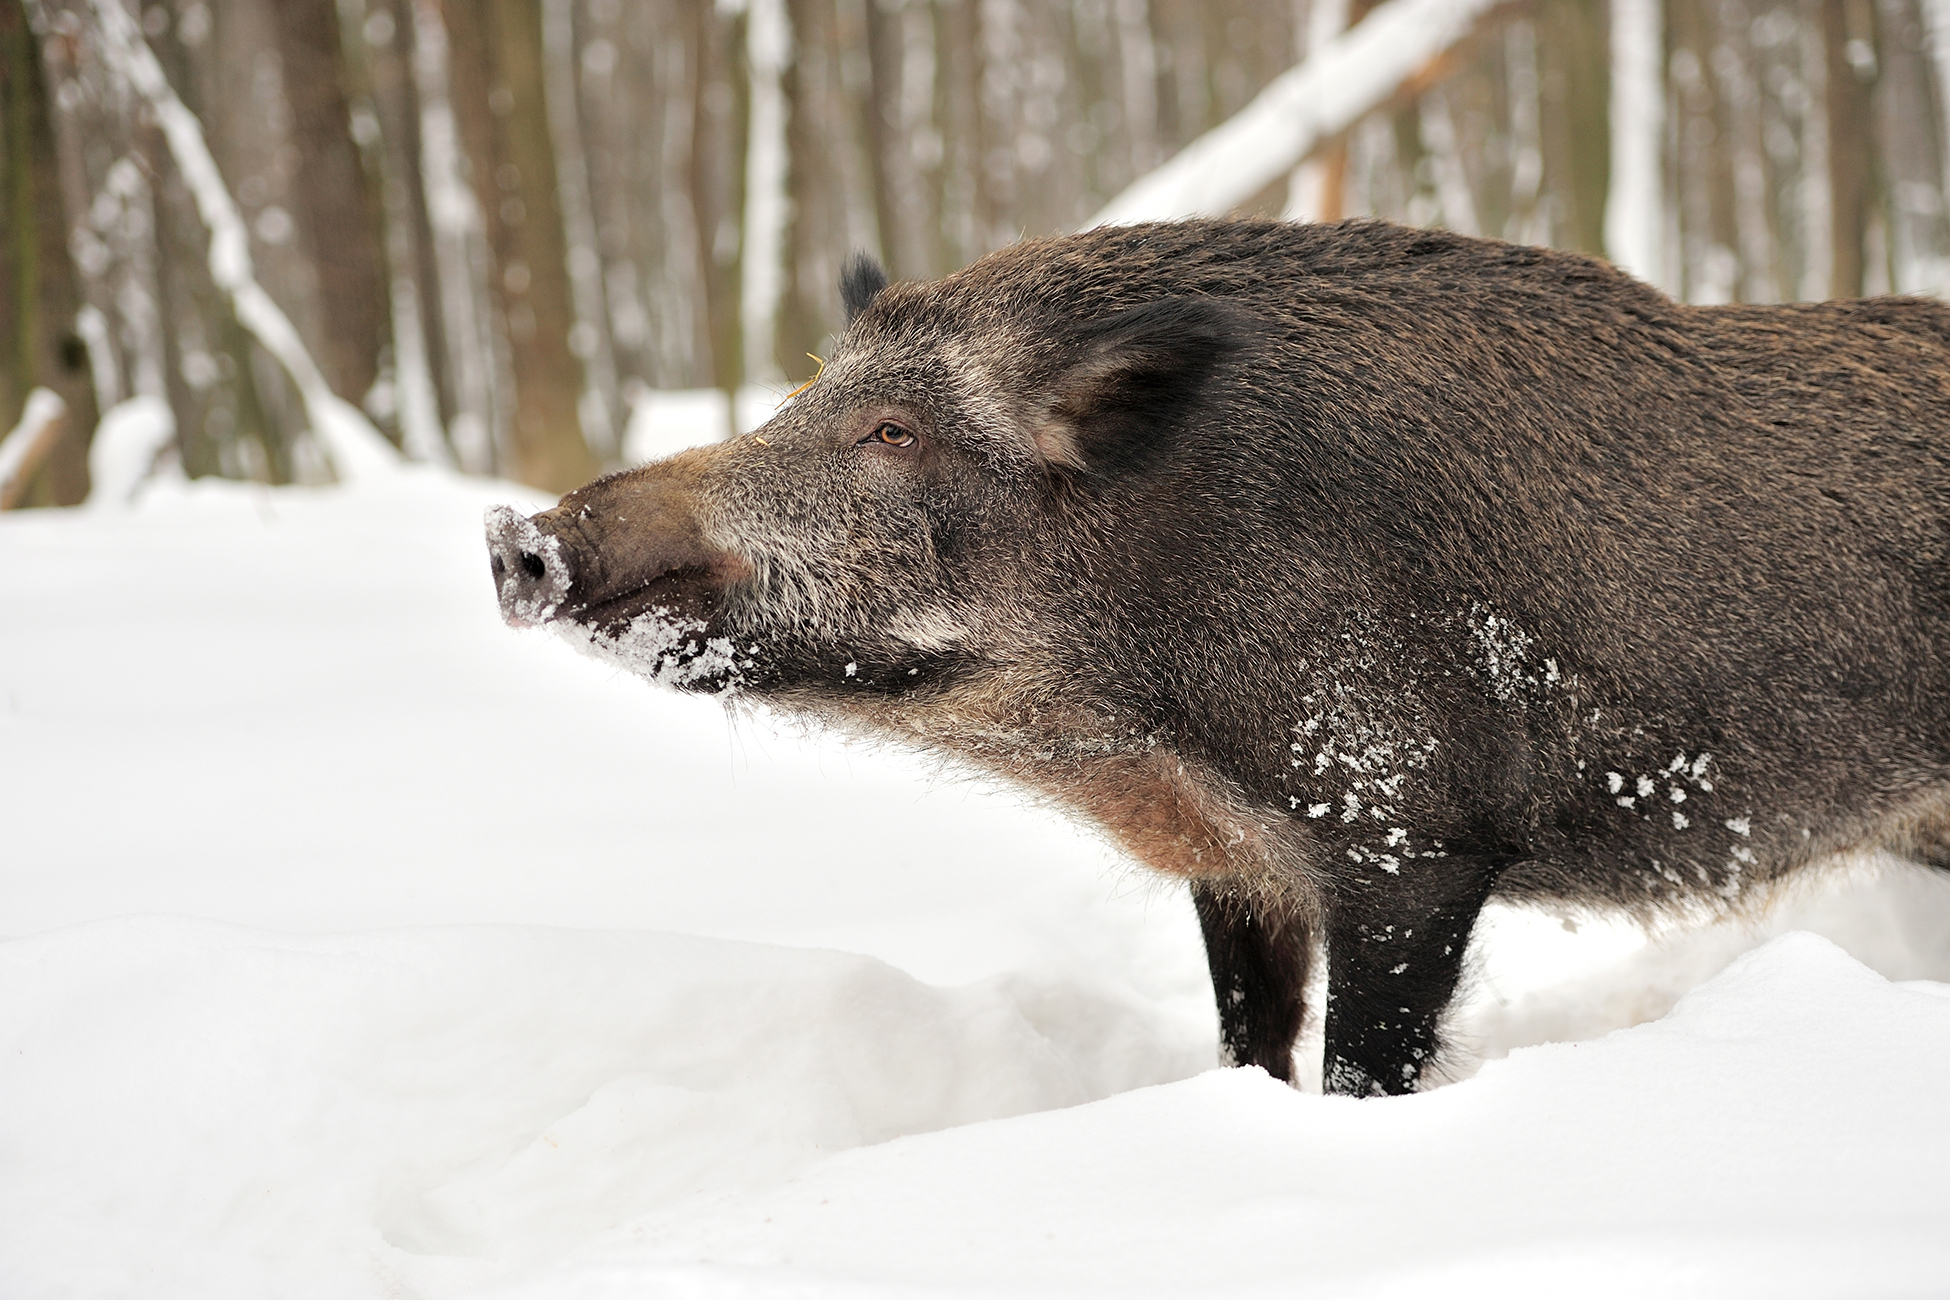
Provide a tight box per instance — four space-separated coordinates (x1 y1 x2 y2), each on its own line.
840 252 889 325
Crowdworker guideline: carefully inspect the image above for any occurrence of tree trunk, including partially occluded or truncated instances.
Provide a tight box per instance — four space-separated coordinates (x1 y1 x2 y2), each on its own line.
781 0 842 375
444 0 596 491
1873 0 1946 295
1537 0 1612 257
693 6 749 397
341 0 450 462
1289 0 1373 223
271 0 391 409
862 0 950 281
540 0 618 460
1 0 96 505
1826 0 1879 296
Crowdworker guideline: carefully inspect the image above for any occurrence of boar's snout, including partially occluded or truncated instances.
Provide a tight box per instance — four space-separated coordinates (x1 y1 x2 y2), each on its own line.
485 504 577 628
486 482 750 641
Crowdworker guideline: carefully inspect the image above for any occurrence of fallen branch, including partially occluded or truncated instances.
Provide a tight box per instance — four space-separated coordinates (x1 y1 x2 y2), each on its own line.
88 0 398 483
1089 0 1506 227
0 389 66 510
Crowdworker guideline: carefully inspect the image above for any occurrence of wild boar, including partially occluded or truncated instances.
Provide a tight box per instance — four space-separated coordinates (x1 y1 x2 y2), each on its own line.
486 219 1950 1096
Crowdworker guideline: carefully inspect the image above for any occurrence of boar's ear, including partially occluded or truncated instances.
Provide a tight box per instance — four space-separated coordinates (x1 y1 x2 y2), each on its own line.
1034 296 1246 476
840 252 889 326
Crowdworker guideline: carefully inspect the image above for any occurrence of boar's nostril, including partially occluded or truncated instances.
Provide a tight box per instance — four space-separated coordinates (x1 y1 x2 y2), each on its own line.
519 551 547 580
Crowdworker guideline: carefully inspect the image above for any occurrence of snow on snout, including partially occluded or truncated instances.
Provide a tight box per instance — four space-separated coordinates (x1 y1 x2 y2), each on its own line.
484 504 570 627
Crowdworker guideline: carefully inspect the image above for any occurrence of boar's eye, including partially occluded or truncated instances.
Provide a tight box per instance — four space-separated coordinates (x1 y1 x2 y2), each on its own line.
860 421 917 449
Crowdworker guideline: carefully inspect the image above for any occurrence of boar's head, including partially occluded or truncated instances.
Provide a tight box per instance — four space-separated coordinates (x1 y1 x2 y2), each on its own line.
486 243 1247 734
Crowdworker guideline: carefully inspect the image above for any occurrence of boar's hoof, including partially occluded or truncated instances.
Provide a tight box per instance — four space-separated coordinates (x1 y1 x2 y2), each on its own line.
485 504 574 628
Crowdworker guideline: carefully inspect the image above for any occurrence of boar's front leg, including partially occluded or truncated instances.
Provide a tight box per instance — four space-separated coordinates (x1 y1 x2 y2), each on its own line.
1320 859 1505 1097
1191 882 1313 1082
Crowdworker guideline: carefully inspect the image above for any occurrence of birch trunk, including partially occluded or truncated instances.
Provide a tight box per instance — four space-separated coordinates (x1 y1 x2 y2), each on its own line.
1605 0 1667 288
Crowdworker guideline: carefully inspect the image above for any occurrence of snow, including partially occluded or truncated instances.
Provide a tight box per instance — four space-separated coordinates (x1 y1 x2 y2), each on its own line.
1 918 1194 1300
479 933 1950 1300
556 607 743 693
83 392 176 505
4 470 1950 1298
1091 0 1503 227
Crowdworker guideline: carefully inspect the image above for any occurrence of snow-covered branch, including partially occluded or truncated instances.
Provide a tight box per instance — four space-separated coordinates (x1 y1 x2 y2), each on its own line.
87 0 398 482
1089 0 1505 227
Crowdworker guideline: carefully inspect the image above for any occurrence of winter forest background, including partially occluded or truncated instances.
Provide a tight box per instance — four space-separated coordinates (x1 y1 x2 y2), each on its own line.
5 0 1950 506
9 5 1950 1293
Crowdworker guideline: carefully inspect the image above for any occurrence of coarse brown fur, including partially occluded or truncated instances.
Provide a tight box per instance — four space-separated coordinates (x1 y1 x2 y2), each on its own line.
488 218 1950 1096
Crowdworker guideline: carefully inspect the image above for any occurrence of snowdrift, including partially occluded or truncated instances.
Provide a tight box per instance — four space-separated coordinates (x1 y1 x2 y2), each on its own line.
3 469 1948 1298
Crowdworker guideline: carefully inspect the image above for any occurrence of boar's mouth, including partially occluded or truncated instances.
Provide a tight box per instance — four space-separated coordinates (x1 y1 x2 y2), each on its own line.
569 565 721 638
488 501 757 695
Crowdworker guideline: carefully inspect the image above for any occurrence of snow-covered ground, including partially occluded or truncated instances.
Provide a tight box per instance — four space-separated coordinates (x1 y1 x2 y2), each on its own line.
3 469 1948 1299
